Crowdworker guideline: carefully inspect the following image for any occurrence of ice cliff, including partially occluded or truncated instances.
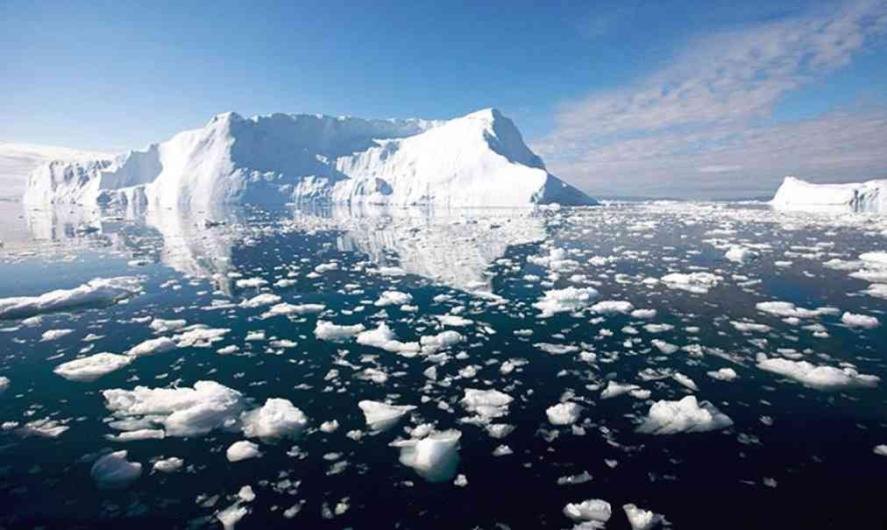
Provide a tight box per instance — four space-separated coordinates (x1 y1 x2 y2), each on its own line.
23 109 595 208
771 176 886 214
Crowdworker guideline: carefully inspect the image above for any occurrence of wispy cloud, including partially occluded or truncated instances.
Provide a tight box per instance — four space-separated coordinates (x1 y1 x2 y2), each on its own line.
537 0 887 198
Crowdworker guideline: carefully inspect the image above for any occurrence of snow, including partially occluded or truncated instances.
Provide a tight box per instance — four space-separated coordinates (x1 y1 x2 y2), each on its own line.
637 396 733 435
226 440 261 462
358 400 416 431
841 312 880 328
23 109 595 208
102 380 244 437
91 450 142 489
390 429 461 482
756 354 879 390
546 402 582 425
771 176 887 213
534 286 599 317
563 499 612 528
54 353 133 382
0 276 142 320
241 398 308 440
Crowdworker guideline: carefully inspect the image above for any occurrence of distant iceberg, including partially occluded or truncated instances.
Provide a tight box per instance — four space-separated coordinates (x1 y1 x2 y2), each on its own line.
23 108 595 208
771 176 886 213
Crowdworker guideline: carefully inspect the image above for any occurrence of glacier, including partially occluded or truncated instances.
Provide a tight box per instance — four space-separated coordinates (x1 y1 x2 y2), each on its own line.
771 176 886 214
23 108 595 208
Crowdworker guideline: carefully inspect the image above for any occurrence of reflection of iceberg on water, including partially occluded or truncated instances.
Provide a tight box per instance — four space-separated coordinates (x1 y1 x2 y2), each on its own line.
288 204 548 293
20 200 548 296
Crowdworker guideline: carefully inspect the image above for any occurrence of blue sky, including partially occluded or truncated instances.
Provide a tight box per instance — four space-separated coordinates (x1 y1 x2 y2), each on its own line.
2 0 886 198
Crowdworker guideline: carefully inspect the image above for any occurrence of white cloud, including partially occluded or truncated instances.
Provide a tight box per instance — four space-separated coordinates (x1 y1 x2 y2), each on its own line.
538 0 887 198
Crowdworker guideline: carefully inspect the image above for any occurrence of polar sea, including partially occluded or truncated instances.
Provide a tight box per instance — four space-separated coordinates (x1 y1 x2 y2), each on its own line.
0 199 885 529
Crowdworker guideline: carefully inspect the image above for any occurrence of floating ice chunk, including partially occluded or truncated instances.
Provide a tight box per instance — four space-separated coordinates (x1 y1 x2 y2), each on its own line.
102 380 244 437
217 502 249 530
725 246 758 264
600 381 640 399
235 277 267 289
623 503 664 530
436 314 474 327
563 498 612 528
590 300 634 314
152 456 184 473
672 372 698 391
358 400 416 431
863 284 887 299
731 321 771 333
631 308 657 319
841 312 880 329
420 330 464 354
241 398 308 440
534 287 599 317
651 339 678 354
390 429 461 482
0 276 142 320
874 445 887 457
755 301 837 319
660 272 721 294
756 354 879 390
126 336 176 357
91 450 142 489
173 326 230 347
0 376 9 393
461 388 513 422
239 293 281 308
17 417 69 438
150 318 187 333
637 396 733 435
54 353 132 382
107 428 165 442
374 291 413 307
40 328 73 341
356 323 420 355
314 320 366 342
546 402 582 426
260 302 324 318
707 368 738 381
227 440 261 462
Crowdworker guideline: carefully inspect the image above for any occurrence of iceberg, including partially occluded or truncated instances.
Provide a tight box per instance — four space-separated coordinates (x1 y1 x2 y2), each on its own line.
24 109 595 208
771 176 887 214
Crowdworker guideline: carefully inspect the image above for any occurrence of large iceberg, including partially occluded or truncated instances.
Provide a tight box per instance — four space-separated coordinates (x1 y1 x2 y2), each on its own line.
23 108 595 208
771 176 886 213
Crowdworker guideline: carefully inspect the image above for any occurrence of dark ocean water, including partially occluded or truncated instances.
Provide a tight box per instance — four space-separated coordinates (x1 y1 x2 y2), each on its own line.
0 201 885 529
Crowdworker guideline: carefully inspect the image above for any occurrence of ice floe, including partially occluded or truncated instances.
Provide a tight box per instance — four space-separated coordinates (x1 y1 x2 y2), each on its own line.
390 428 461 482
756 354 879 390
54 353 133 382
0 276 142 320
91 450 142 489
359 400 416 431
637 396 733 435
241 398 308 441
